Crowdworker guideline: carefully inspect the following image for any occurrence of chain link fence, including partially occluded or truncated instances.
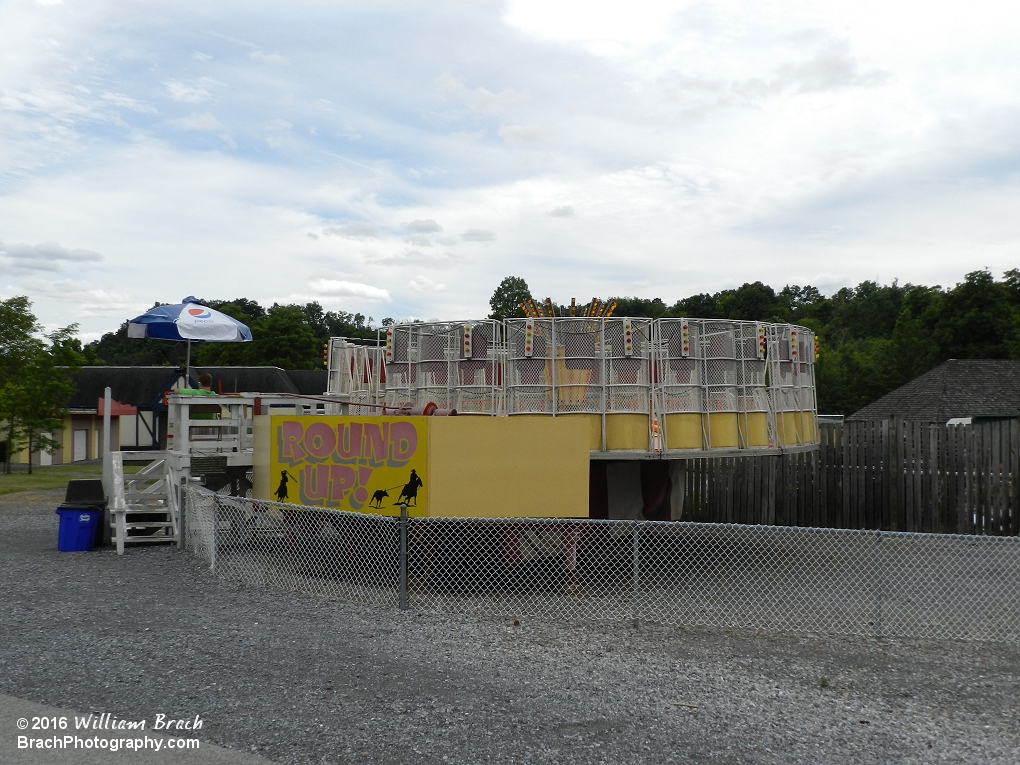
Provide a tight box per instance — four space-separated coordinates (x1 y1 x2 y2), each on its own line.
183 486 1020 642
184 487 399 607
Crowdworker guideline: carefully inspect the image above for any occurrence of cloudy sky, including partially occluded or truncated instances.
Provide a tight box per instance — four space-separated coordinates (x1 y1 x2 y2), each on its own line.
2 0 1019 339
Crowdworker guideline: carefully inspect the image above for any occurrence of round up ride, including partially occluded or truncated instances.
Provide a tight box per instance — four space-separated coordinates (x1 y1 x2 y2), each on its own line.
253 314 819 520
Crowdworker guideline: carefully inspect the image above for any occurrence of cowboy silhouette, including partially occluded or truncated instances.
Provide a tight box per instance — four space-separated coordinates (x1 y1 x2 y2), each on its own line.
274 470 297 502
397 469 423 505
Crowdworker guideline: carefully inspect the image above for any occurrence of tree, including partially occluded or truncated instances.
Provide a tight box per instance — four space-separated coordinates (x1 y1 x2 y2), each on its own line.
777 285 826 324
0 322 82 473
930 270 1018 359
0 296 39 382
668 292 722 319
194 301 258 366
86 319 188 366
609 297 667 318
249 304 321 369
824 280 909 344
13 328 82 473
489 276 532 320
0 297 41 473
204 297 266 326
300 301 376 344
717 282 779 321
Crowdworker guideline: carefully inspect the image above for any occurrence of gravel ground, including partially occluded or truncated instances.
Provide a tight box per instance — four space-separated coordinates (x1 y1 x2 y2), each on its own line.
2 489 1019 765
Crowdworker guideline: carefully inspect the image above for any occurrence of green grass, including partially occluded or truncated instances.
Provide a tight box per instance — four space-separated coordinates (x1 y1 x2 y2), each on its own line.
0 464 128 496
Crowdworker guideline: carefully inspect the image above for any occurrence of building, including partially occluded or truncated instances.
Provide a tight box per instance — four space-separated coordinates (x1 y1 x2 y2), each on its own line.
848 359 1020 423
8 366 327 466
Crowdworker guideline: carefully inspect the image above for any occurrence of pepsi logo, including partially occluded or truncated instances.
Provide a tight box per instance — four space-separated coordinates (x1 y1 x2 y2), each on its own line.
187 308 212 318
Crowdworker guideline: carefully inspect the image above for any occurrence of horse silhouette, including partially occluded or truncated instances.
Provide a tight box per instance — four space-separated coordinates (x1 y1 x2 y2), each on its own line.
396 469 423 505
274 470 296 502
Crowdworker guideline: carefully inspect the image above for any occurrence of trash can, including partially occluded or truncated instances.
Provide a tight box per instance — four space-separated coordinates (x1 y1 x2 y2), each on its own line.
55 508 100 552
62 479 108 547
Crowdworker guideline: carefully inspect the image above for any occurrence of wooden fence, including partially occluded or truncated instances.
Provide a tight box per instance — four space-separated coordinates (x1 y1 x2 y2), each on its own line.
681 420 1019 535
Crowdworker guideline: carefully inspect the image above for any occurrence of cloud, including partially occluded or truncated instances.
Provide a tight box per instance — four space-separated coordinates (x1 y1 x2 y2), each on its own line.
473 88 527 114
730 40 890 100
498 125 543 145
401 219 443 234
400 219 446 246
265 119 294 148
433 73 527 114
249 51 289 65
461 228 496 242
774 41 889 94
170 112 223 131
100 93 157 114
308 279 390 301
3 1 1020 338
433 72 466 93
14 278 142 317
377 250 456 269
322 222 379 239
409 275 446 293
164 79 218 103
0 241 103 272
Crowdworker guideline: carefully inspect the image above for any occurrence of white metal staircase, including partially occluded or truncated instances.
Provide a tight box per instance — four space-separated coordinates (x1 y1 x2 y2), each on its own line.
109 451 179 554
102 390 345 555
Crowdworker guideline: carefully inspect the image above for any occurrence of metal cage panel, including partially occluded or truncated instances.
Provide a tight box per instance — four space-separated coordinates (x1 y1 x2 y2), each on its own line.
381 321 504 413
325 339 386 414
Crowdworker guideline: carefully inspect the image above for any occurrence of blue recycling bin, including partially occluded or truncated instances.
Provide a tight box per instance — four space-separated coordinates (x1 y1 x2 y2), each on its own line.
55 508 100 552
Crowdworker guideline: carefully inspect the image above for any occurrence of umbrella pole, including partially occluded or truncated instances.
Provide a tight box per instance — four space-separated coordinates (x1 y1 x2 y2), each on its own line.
185 339 191 387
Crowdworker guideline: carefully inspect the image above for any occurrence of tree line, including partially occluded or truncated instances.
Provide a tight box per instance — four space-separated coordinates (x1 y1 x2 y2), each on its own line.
491 269 1020 415
80 270 1020 414
83 300 382 370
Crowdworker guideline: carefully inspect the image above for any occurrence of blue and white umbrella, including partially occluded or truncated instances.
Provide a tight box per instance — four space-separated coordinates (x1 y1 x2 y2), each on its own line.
128 296 252 342
128 296 252 382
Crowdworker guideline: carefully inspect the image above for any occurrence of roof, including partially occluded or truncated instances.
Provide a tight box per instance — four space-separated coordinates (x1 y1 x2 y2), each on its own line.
68 367 186 411
69 366 327 412
284 369 329 396
193 367 326 396
849 359 1020 422
194 367 298 395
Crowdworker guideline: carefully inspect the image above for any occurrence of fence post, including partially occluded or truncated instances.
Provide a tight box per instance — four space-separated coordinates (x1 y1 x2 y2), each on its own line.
211 493 219 575
873 530 883 639
177 477 187 550
179 482 187 551
631 520 640 627
399 504 408 611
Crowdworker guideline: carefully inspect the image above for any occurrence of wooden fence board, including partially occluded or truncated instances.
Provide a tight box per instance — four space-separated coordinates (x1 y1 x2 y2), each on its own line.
918 420 926 534
945 423 954 532
1007 422 1015 534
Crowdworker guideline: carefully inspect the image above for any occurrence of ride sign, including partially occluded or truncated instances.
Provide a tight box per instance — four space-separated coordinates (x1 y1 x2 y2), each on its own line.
269 416 427 516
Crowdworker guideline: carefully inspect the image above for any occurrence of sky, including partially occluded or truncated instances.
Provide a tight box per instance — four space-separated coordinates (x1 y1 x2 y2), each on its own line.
2 0 1020 340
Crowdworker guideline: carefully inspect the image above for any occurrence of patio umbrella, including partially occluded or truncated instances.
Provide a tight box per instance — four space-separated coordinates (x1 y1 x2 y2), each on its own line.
127 296 252 383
